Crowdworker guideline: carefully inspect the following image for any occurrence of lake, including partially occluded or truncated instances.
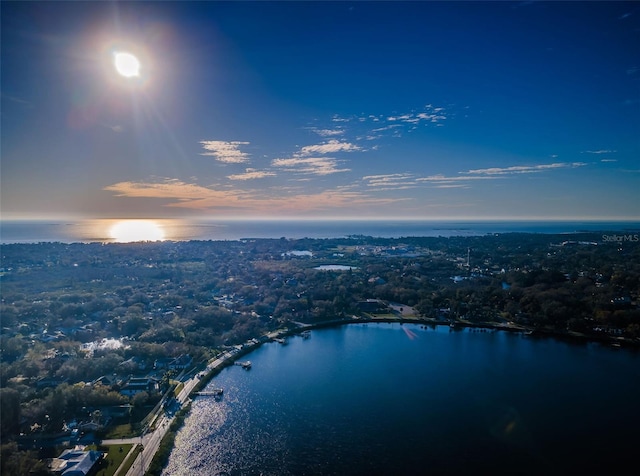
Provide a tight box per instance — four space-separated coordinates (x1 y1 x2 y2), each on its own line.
163 324 640 476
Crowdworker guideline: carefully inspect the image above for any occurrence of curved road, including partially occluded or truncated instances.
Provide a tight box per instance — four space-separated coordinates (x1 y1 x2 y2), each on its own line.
102 351 235 476
106 335 289 476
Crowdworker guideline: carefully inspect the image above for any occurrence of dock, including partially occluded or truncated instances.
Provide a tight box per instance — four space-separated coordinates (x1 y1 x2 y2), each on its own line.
194 388 223 397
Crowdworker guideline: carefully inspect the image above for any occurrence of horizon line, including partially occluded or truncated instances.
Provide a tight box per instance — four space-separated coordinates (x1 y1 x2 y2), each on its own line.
1 216 639 223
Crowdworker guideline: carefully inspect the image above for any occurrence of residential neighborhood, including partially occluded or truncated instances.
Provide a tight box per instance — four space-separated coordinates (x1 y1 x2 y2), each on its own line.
1 233 639 473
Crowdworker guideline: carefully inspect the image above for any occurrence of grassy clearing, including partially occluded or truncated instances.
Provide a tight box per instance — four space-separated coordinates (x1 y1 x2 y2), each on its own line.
118 444 143 476
90 443 133 476
103 423 136 439
369 313 399 319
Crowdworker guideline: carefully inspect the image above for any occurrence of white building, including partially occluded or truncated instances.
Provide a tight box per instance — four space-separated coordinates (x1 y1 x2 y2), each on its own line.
49 446 103 476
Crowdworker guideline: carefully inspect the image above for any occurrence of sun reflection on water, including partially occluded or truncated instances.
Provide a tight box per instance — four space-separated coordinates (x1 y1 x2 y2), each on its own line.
109 219 166 242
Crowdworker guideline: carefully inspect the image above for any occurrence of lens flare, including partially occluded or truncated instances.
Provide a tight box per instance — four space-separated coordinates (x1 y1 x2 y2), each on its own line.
114 52 141 78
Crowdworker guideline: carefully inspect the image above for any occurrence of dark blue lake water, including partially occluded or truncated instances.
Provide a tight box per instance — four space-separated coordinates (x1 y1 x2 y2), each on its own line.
163 324 640 476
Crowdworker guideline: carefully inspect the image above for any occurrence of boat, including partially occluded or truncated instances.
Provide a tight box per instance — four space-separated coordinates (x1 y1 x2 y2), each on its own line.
301 331 311 339
235 360 252 369
274 337 287 344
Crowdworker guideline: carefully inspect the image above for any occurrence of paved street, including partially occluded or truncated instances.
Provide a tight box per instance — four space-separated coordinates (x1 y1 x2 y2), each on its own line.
110 351 234 475
103 342 285 475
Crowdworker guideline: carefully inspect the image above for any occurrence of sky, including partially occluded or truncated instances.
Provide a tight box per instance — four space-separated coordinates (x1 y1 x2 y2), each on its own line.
1 1 639 221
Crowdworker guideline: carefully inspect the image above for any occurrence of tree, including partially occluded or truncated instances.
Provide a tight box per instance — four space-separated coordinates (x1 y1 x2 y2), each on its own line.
1 442 51 476
132 391 149 408
0 388 21 437
0 335 28 362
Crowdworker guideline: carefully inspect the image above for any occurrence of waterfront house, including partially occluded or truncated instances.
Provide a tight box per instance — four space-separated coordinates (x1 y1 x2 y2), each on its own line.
119 377 159 397
153 357 175 370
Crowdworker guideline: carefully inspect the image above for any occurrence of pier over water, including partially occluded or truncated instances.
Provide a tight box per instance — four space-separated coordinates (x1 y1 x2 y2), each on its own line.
193 388 223 397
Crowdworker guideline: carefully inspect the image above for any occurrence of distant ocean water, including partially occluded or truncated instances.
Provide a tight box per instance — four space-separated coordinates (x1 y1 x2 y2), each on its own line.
1 219 639 244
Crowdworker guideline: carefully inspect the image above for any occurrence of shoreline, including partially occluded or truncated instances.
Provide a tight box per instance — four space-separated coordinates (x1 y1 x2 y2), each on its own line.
278 316 640 348
136 316 640 472
138 316 638 474
192 316 640 405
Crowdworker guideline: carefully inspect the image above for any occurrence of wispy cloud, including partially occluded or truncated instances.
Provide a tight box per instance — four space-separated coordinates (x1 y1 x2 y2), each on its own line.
298 139 361 156
583 150 616 155
200 140 250 163
227 168 276 180
418 174 498 183
387 105 447 125
309 104 450 152
362 173 418 190
330 104 448 129
104 178 398 213
311 128 345 137
104 179 227 200
416 174 497 189
414 162 588 189
431 184 469 189
271 157 350 175
1 93 33 108
103 179 247 210
331 114 351 123
465 162 587 175
371 124 402 133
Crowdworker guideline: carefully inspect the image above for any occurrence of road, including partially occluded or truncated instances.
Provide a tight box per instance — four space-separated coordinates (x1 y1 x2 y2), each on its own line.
124 416 168 476
106 339 287 476
105 351 235 476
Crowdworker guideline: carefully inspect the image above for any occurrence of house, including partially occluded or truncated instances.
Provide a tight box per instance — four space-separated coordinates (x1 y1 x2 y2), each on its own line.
168 354 192 370
119 377 158 397
154 354 193 371
78 421 100 433
119 356 148 371
153 357 174 370
99 404 133 419
91 375 116 388
48 446 103 476
37 377 69 389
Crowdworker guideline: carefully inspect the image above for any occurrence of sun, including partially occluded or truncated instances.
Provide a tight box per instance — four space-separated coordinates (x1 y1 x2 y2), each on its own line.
109 220 165 243
113 52 141 78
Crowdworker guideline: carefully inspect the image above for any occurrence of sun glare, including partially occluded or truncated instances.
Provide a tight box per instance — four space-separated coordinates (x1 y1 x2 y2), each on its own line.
114 52 141 78
109 220 165 243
